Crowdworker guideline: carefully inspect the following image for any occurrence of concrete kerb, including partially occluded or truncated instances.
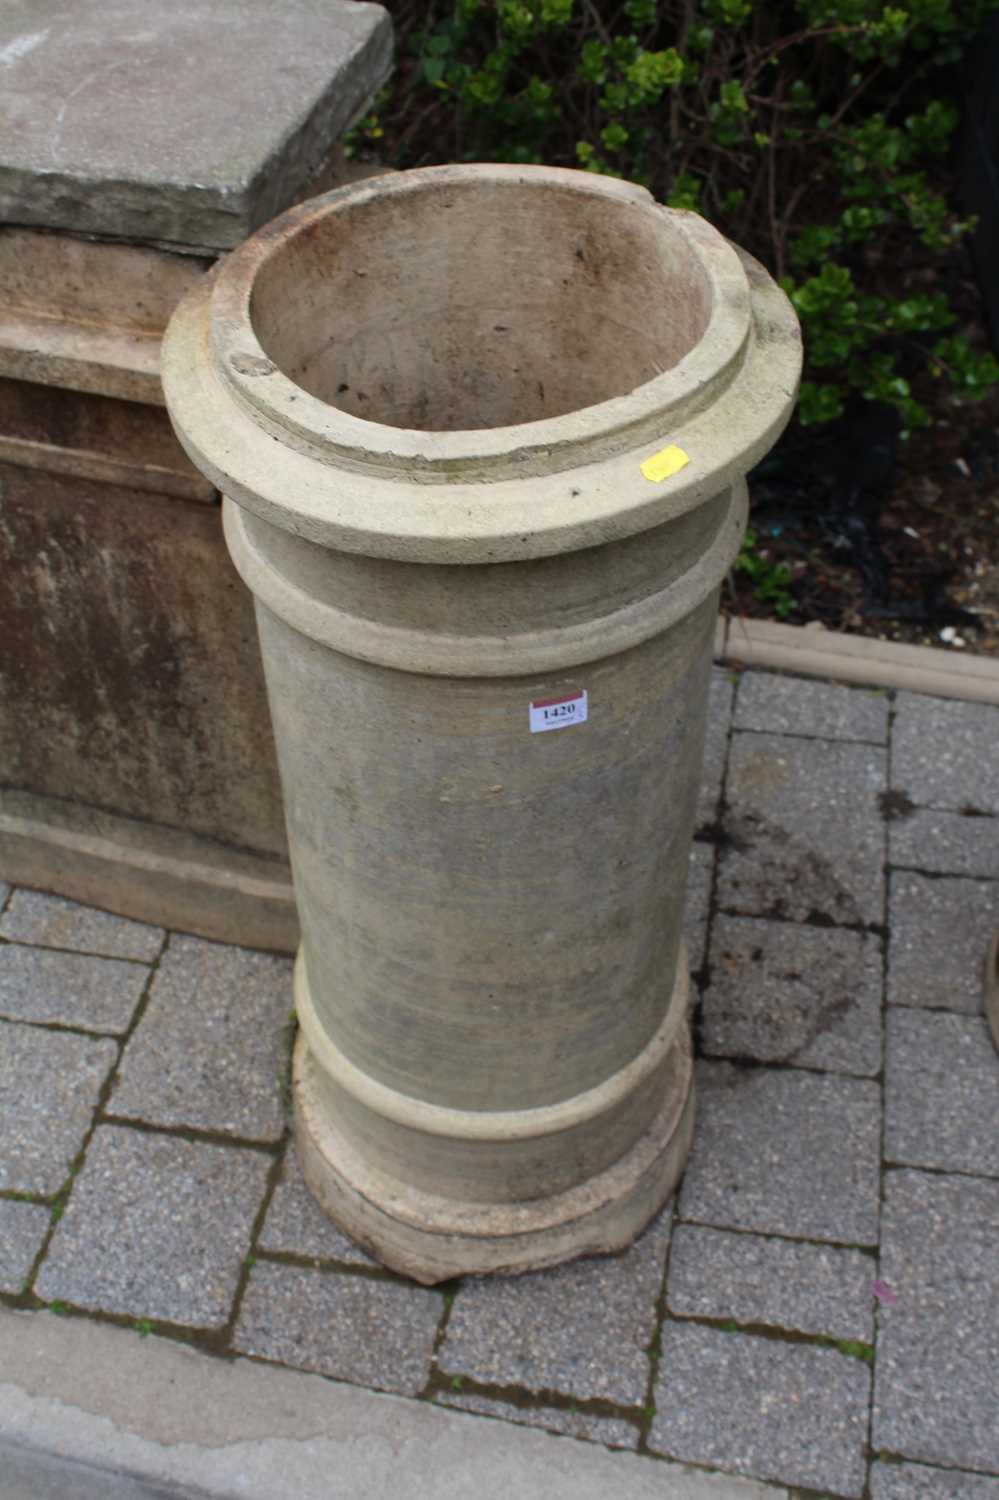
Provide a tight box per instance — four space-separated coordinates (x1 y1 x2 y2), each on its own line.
0 1307 786 1500
716 615 999 704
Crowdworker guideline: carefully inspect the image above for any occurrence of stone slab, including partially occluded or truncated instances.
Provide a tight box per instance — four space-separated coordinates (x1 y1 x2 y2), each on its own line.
0 944 148 1033
0 1199 51 1292
0 889 163 961
108 935 292 1142
884 1009 999 1175
0 1307 790 1500
0 0 393 249
892 693 999 814
0 1022 115 1195
649 1323 870 1496
666 1224 875 1342
703 915 882 1075
734 673 889 743
678 1062 882 1246
873 1169 999 1473
888 870 999 1012
436 1390 639 1451
36 1125 270 1328
233 1261 443 1397
870 1462 999 1498
718 733 886 925
697 669 734 829
889 809 999 879
257 1145 376 1266
439 1211 671 1404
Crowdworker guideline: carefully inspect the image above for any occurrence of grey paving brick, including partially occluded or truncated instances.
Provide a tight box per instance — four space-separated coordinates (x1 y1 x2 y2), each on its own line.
233 1261 442 1396
718 733 886 925
892 693 999 814
684 841 714 976
0 882 10 909
703 915 882 1076
649 1322 870 1496
0 890 163 961
108 936 292 1142
0 946 148 1033
884 1009 999 1175
697 669 735 829
436 1390 639 1450
889 809 999 879
666 1224 875 1342
439 1209 671 1404
870 1461 999 1499
36 1126 270 1328
0 1199 51 1292
735 673 889 743
257 1145 376 1266
873 1169 999 1473
888 870 999 1012
0 1021 115 1195
678 1062 882 1246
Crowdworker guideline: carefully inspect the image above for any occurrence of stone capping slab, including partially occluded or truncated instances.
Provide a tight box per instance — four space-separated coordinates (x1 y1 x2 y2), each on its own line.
717 615 999 704
0 0 393 251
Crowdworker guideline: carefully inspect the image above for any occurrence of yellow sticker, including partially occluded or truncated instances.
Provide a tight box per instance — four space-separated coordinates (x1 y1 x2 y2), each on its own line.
640 444 690 483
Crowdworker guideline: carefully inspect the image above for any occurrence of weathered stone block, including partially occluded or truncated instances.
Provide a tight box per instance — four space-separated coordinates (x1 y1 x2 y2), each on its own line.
0 0 392 250
0 0 391 947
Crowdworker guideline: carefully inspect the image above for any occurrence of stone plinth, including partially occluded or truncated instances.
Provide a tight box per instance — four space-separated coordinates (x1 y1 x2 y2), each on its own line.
0 0 392 948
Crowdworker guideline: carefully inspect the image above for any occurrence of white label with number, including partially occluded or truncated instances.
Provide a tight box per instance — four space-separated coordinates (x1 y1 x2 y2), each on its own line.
529 690 588 734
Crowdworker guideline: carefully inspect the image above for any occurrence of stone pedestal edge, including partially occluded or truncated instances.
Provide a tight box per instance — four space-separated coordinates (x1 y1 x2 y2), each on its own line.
0 789 297 953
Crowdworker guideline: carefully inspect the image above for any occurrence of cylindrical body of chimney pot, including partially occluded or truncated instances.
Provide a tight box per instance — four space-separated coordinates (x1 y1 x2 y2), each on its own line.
162 165 800 1283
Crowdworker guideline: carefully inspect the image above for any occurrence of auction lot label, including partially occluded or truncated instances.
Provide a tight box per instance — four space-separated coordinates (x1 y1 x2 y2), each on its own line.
529 690 588 734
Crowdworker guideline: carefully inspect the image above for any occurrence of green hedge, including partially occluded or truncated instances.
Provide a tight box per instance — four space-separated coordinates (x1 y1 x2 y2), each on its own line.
354 0 999 431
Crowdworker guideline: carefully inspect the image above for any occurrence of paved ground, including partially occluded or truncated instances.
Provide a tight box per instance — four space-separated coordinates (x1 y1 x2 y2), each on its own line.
1 666 998 1499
